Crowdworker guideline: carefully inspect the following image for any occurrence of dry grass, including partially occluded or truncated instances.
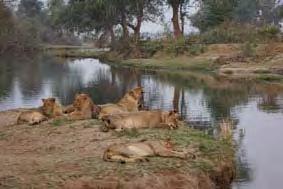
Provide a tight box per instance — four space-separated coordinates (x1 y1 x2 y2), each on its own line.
0 109 235 189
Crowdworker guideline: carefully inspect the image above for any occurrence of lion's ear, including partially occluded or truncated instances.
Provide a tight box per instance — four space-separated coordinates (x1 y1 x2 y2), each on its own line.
42 99 46 103
169 110 177 116
50 98 56 102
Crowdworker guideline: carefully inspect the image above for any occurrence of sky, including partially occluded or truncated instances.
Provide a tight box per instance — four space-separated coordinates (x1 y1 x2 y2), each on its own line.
141 7 199 34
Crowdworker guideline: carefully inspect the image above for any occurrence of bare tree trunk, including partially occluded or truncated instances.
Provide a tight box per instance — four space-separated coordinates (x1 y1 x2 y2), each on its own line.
121 12 129 40
108 25 116 48
134 15 143 43
170 0 182 39
134 1 144 43
180 2 185 35
180 88 186 119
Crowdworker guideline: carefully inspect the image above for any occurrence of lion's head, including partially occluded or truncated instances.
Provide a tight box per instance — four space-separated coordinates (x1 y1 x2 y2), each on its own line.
162 110 180 129
42 98 57 116
72 93 100 117
131 87 144 100
121 87 144 110
73 94 93 110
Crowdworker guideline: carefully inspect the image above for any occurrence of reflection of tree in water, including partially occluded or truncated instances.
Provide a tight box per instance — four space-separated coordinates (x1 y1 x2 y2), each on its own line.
233 130 253 186
0 54 16 99
71 66 141 105
154 71 252 123
256 84 283 113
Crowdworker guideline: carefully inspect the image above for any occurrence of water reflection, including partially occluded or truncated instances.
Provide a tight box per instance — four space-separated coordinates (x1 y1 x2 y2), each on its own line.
1 55 283 188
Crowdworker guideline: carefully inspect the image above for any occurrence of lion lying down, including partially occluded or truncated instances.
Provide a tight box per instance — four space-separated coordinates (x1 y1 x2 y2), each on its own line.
41 98 63 118
17 111 47 125
17 97 63 125
102 110 179 132
67 93 101 120
103 140 188 163
98 87 144 118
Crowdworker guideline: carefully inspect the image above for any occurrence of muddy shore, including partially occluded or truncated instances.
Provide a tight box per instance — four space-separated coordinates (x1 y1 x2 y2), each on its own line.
0 109 235 189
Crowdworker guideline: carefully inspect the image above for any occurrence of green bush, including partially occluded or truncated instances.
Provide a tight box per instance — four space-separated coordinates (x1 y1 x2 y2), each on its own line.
258 25 280 39
187 44 207 55
139 40 163 57
196 22 281 44
240 41 257 57
198 22 258 43
165 37 188 56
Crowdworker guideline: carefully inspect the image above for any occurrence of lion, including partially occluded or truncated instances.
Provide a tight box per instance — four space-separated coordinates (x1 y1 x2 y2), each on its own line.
68 93 100 120
17 111 47 125
101 110 179 132
63 104 76 114
41 98 63 118
103 139 188 163
98 87 144 118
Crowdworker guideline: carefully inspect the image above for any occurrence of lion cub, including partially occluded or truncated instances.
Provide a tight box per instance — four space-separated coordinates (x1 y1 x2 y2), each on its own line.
98 87 144 118
102 110 179 132
17 111 47 125
103 140 187 163
68 93 96 120
41 98 63 118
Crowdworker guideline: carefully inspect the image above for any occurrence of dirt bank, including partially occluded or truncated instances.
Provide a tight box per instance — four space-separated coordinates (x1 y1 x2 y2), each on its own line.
103 43 283 82
0 109 235 189
46 43 283 83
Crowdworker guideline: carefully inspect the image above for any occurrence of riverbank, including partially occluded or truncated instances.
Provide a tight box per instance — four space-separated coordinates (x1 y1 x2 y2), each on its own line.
0 109 235 189
45 43 283 83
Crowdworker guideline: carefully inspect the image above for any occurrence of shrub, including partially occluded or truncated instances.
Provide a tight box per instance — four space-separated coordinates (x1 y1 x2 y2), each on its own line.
187 44 207 55
165 37 187 56
258 25 280 39
196 22 281 44
240 41 257 57
139 40 163 57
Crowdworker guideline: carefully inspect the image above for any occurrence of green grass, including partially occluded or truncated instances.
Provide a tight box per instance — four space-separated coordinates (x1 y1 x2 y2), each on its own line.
0 132 8 140
78 125 235 178
256 74 283 82
118 58 217 72
50 118 72 127
43 47 105 58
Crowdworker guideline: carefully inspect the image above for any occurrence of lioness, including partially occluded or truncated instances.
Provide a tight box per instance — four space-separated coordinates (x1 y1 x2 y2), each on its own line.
17 111 47 125
98 87 144 118
102 110 179 132
68 93 98 120
103 140 188 163
41 98 63 118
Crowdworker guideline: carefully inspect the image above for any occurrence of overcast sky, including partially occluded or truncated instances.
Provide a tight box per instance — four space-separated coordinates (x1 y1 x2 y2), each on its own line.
141 7 198 34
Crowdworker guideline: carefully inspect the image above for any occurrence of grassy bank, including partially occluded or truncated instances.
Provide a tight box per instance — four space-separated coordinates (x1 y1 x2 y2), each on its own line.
43 45 106 58
0 109 235 189
45 43 283 83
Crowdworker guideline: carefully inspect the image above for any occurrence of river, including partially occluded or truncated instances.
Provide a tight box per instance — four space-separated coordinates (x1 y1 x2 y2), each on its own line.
0 54 283 189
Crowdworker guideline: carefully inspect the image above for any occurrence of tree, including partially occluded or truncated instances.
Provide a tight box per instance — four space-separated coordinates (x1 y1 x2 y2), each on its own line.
166 0 193 38
167 0 182 38
233 0 258 23
191 0 238 32
47 0 65 28
17 0 43 18
127 0 163 42
62 0 162 46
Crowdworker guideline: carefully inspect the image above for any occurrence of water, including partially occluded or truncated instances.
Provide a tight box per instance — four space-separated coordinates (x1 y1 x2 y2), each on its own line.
1 54 283 188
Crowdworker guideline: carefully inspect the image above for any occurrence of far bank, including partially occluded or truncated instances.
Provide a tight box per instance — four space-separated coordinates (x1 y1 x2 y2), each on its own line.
45 43 283 84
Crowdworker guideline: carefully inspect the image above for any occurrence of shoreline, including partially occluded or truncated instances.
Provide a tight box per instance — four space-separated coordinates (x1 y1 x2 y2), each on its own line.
0 108 235 188
44 43 283 84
